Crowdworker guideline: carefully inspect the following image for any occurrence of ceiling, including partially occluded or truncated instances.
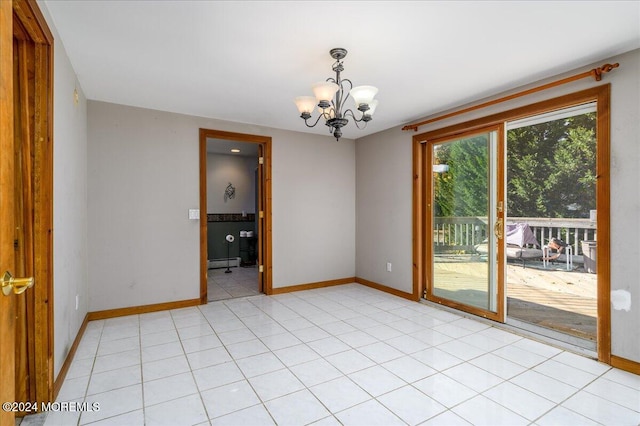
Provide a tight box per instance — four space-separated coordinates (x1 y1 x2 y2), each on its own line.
44 1 640 140
206 138 259 157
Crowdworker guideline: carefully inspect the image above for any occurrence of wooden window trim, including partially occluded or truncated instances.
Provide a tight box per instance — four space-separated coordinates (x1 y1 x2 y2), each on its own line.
413 85 611 363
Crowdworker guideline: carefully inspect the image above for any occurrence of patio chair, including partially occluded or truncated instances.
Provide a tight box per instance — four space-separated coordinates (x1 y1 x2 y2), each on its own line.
542 237 573 270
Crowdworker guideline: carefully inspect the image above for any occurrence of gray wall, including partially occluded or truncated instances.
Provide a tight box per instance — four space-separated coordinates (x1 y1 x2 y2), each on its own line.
207 153 257 214
355 49 640 363
40 2 90 378
43 0 637 375
87 102 356 311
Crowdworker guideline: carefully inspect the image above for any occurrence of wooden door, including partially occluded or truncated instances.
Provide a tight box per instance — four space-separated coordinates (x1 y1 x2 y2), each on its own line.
1 1 17 424
1 2 54 421
13 22 37 409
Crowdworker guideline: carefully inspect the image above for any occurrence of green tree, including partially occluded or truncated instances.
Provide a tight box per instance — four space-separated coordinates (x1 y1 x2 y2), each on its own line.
433 112 596 220
434 135 488 217
507 112 596 218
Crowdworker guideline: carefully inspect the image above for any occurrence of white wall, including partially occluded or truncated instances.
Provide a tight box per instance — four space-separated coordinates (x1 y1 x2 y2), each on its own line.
87 102 356 311
207 153 257 214
39 2 89 378
356 49 640 363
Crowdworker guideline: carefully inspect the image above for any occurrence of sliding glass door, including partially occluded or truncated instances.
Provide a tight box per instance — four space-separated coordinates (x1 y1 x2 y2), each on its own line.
425 126 505 321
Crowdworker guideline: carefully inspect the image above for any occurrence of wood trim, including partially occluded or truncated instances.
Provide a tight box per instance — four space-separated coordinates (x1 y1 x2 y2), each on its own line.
12 0 53 44
412 136 424 301
402 63 619 132
596 85 611 364
199 129 273 300
87 298 201 321
413 86 609 143
52 314 88 400
270 278 356 295
610 355 640 376
355 277 418 301
263 140 273 295
33 37 54 406
198 130 207 304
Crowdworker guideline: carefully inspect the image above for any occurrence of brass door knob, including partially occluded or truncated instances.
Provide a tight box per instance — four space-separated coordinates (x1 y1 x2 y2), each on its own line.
1 271 34 296
494 218 504 240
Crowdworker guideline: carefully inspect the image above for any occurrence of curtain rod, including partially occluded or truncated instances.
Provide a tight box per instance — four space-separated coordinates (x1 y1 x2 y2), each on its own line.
402 63 619 133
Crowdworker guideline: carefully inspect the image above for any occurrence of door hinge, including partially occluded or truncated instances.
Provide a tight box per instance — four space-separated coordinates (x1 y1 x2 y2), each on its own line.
259 265 264 273
259 211 264 219
259 157 264 165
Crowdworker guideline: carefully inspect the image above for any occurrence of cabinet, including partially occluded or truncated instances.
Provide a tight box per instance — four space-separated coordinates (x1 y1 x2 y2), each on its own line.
239 236 257 266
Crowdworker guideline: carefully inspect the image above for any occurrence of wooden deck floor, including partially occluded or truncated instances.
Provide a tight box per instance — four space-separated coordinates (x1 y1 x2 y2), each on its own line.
432 257 597 341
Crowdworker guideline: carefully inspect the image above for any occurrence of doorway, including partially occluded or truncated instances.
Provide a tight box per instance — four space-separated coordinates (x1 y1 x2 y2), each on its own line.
504 104 598 350
414 86 611 362
199 129 272 303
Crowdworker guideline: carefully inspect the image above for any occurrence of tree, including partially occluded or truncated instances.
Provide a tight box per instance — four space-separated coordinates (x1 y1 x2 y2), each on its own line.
434 135 489 217
507 112 596 218
433 112 596 219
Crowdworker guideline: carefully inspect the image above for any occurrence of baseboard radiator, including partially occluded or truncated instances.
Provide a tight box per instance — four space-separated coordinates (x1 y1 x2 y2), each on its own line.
208 257 241 269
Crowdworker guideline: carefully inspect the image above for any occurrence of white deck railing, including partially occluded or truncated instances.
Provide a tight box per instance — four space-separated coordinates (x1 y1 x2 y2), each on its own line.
433 216 596 256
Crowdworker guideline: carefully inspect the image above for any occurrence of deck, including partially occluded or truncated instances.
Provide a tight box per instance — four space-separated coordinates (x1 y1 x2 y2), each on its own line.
431 256 597 341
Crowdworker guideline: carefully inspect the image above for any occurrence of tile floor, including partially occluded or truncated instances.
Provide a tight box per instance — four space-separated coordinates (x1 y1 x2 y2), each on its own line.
40 284 639 425
207 266 260 301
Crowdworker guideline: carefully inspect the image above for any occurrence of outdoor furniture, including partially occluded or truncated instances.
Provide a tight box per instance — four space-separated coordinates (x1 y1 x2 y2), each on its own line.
543 244 573 271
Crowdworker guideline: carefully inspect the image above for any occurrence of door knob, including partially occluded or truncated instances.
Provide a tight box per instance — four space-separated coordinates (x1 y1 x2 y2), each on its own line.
1 271 34 296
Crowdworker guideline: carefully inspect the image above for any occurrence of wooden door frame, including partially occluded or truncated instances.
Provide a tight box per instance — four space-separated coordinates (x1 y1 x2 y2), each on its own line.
413 85 611 363
199 129 273 301
5 0 55 407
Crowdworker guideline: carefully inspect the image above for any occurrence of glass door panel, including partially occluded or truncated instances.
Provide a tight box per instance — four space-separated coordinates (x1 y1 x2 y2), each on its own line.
428 129 503 319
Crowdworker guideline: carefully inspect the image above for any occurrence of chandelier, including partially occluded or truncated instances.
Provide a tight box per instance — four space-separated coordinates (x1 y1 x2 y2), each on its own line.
294 48 378 141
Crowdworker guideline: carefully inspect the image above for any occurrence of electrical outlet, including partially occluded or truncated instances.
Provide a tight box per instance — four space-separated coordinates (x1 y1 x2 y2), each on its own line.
75 294 79 310
386 262 392 272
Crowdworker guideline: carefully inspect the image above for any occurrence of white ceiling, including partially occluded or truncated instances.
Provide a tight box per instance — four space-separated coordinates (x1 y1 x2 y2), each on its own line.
206 138 259 157
44 1 640 140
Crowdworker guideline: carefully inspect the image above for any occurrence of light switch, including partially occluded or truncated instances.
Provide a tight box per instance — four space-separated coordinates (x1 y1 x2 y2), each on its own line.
188 209 200 220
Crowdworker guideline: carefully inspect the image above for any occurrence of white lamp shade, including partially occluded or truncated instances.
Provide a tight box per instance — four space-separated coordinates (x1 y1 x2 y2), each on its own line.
350 85 378 107
364 99 378 116
312 81 339 102
294 96 317 114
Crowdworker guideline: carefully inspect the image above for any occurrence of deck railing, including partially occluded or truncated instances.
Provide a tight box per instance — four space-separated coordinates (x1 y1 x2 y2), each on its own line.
434 216 596 256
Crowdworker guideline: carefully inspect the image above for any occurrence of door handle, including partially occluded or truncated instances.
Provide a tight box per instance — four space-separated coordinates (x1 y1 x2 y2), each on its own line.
1 271 34 296
494 218 504 240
